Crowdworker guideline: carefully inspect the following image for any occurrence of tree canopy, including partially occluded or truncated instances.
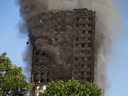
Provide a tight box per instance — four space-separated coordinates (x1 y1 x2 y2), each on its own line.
0 52 34 96
40 78 102 96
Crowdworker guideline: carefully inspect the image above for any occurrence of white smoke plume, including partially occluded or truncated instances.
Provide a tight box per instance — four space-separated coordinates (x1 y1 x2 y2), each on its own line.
17 0 124 96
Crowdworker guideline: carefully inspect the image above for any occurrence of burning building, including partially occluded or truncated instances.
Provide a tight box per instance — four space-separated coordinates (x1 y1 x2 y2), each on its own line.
29 8 96 96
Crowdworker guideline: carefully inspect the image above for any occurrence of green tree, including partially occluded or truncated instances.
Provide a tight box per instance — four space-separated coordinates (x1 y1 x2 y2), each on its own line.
40 78 102 96
0 52 34 96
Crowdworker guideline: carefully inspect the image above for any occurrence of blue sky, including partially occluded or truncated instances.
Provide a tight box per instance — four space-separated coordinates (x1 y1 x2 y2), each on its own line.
0 0 128 96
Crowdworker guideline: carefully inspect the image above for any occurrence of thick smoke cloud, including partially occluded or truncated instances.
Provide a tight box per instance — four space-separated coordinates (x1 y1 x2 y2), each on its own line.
18 0 124 96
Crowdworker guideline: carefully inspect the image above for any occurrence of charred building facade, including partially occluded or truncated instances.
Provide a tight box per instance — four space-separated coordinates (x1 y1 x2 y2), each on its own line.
30 8 96 96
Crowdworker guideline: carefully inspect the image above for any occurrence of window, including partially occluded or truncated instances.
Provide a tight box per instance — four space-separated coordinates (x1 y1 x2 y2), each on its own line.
36 52 39 55
82 24 85 27
76 24 79 27
82 31 85 34
81 43 85 47
35 73 38 75
76 31 79 34
42 52 45 55
87 51 91 54
88 24 92 27
81 37 85 41
87 72 91 75
87 65 91 68
74 72 78 75
87 57 91 61
54 45 57 47
47 72 51 76
34 80 37 82
88 43 91 47
88 37 92 40
88 17 92 20
75 51 78 54
81 57 84 61
81 65 84 68
55 38 58 41
82 18 85 21
74 65 78 68
76 18 79 21
41 79 44 82
35 59 38 62
74 57 78 61
41 73 44 75
75 44 78 47
87 78 91 82
41 65 44 68
81 51 84 54
81 72 84 75
88 30 92 34
47 78 51 82
75 38 79 41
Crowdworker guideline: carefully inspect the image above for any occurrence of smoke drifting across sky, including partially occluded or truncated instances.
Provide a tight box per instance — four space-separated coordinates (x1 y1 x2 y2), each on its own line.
17 0 124 96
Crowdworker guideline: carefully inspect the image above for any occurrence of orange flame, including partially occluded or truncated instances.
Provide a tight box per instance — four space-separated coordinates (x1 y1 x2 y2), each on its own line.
42 46 46 49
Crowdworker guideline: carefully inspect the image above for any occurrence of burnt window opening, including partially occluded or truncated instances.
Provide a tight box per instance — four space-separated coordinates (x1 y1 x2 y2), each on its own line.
41 65 44 68
75 51 78 54
47 78 51 82
88 17 92 20
35 59 38 62
41 79 44 82
74 57 78 61
88 24 92 27
75 44 78 47
87 72 91 75
42 52 45 55
55 38 58 41
81 72 84 75
81 65 84 68
82 24 85 27
87 51 91 54
34 80 37 82
88 43 91 47
76 18 79 21
75 38 79 41
81 37 85 41
36 52 39 55
81 57 84 61
82 18 85 21
41 73 44 75
87 78 91 82
81 51 84 54
87 64 91 68
74 72 78 75
54 45 57 47
47 72 51 76
88 37 92 40
76 24 79 27
74 65 78 68
82 31 85 34
81 43 85 47
76 31 79 34
49 38 52 41
88 30 92 34
87 57 91 61
35 73 38 75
